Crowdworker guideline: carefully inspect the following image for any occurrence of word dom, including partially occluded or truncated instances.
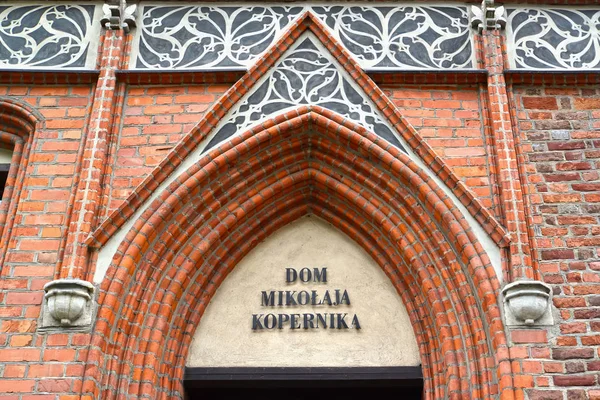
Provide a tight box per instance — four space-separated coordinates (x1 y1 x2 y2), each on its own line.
286 267 327 283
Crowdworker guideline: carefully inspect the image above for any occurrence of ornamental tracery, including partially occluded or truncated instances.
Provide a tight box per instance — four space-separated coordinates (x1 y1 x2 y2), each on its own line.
132 5 474 70
0 4 99 69
506 7 600 70
204 35 405 153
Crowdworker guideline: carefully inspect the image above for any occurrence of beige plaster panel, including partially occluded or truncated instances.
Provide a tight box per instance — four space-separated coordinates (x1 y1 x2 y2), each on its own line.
187 216 420 367
0 148 12 164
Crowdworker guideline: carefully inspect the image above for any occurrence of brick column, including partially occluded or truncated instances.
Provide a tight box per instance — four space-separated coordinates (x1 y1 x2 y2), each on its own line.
58 30 124 280
482 29 535 281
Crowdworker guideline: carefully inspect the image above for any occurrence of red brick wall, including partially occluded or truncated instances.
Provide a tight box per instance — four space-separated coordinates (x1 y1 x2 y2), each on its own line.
3 81 596 400
0 32 598 400
104 84 230 212
514 84 600 399
0 84 94 396
0 85 92 264
382 84 501 217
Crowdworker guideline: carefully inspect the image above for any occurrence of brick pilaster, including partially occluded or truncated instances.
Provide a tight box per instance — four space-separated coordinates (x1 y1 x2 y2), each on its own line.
58 30 124 279
482 30 535 281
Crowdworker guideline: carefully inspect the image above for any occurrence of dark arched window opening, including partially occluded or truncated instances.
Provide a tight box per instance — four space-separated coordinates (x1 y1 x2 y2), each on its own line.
0 146 14 199
0 98 40 268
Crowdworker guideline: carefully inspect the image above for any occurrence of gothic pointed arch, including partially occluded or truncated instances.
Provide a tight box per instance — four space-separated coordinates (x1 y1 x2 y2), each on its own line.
83 11 516 400
84 106 514 399
87 12 509 255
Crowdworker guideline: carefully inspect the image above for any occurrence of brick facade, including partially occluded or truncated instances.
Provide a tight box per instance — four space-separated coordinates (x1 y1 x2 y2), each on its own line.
383 84 502 216
106 84 228 212
511 83 600 398
0 2 598 399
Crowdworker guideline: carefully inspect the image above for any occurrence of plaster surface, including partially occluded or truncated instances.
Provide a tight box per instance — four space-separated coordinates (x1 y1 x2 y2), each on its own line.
0 148 12 163
186 216 421 367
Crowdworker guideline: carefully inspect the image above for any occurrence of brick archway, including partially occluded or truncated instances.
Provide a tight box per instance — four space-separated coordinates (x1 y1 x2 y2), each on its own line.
85 107 514 400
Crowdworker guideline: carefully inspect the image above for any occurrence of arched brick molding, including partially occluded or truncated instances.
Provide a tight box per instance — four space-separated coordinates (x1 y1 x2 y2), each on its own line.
0 97 41 269
87 12 509 253
84 107 515 400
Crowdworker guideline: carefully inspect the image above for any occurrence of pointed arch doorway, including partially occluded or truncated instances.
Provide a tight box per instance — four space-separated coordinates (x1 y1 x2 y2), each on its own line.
87 108 510 399
86 13 513 400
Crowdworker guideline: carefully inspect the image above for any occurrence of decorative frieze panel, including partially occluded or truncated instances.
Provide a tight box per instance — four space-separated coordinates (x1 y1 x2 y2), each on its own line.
203 35 405 154
0 3 101 69
131 4 475 70
506 7 600 70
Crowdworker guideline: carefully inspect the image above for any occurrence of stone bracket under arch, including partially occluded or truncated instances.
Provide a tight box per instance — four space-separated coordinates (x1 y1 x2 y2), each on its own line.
38 279 97 331
501 280 555 327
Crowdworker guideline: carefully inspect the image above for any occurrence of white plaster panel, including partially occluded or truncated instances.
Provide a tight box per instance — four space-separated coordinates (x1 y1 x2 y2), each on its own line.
506 6 600 70
186 216 421 368
131 3 475 71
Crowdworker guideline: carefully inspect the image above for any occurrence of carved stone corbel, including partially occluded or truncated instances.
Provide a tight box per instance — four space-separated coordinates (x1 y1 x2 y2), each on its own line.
101 0 137 33
502 280 554 326
471 0 507 32
39 279 95 330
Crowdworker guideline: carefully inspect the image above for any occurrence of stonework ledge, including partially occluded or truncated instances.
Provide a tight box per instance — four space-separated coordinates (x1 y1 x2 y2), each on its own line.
40 279 95 330
502 280 554 326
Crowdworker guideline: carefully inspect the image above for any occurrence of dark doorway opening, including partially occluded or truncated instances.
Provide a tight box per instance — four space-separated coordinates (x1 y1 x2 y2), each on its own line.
184 367 423 400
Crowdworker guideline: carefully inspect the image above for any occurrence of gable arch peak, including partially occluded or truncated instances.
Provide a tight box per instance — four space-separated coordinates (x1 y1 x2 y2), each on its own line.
89 11 508 284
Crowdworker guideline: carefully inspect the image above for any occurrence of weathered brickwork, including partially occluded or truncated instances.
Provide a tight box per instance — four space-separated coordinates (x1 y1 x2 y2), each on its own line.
0 84 94 397
0 84 93 268
382 84 501 216
513 84 600 399
106 84 229 211
0 3 598 400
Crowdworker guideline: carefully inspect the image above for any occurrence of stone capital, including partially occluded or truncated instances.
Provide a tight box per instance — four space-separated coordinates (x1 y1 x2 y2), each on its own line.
471 0 507 32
